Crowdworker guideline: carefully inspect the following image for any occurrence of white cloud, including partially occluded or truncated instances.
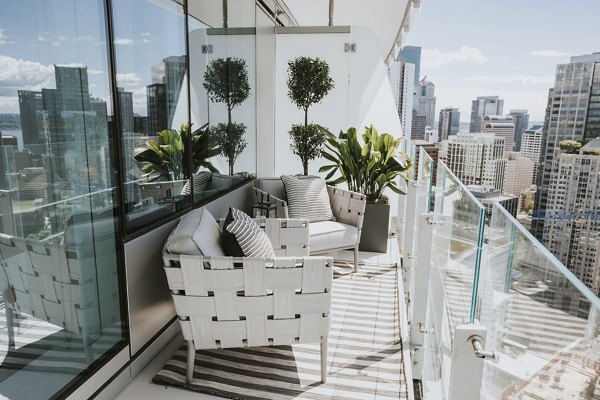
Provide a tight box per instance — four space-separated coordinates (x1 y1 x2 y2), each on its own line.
0 54 55 94
141 32 151 37
421 46 487 70
141 38 154 44
463 74 554 85
117 72 142 86
114 38 134 45
530 50 572 57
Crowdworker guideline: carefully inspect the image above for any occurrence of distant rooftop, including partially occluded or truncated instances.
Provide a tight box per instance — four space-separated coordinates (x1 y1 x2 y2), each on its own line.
581 137 600 154
569 52 600 63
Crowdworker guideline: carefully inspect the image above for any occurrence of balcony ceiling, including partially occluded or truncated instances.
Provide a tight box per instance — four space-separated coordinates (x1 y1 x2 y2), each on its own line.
281 0 414 59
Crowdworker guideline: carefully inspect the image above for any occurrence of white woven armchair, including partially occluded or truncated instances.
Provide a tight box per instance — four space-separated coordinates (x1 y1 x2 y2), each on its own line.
162 214 333 384
252 177 367 272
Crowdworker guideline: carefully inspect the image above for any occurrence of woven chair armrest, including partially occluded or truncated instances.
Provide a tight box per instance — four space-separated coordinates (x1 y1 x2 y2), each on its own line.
251 186 288 218
326 186 367 230
217 217 309 257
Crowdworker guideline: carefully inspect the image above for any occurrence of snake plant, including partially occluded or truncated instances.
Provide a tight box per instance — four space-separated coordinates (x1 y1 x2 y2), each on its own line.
131 123 219 181
319 125 412 203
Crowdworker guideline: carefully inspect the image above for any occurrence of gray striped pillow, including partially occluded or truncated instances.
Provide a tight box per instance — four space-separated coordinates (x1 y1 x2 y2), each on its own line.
180 171 212 196
224 208 275 258
281 175 334 222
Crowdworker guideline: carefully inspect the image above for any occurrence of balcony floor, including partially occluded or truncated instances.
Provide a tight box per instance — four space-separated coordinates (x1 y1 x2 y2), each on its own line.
116 245 409 400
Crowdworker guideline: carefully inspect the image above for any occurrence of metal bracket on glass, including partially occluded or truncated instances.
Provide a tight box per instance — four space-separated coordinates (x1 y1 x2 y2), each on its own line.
344 43 356 53
417 322 433 334
468 335 498 361
425 216 443 225
202 45 213 54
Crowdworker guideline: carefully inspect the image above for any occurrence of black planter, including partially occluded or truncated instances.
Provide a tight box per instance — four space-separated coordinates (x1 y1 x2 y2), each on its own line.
359 202 390 253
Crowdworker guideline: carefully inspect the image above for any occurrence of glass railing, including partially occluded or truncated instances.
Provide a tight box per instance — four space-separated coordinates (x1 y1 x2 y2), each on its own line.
404 150 600 400
422 161 486 399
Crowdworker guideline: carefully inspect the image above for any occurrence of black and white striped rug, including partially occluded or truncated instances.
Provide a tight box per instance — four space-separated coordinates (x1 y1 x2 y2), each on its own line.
153 261 408 399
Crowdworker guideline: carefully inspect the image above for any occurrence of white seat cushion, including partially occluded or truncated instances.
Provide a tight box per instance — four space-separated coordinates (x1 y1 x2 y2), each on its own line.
309 221 358 253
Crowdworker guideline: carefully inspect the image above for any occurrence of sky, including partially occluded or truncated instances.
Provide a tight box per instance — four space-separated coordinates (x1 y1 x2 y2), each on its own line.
403 0 600 123
0 0 185 116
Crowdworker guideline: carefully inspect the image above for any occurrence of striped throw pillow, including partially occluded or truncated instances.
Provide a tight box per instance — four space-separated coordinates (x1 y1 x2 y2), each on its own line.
222 207 275 258
281 175 334 222
179 171 212 196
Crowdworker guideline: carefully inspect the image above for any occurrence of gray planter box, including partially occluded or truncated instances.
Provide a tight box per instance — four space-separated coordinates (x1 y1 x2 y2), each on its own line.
359 202 390 253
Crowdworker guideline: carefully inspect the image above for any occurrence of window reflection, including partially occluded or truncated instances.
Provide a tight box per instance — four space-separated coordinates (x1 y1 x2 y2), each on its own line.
188 11 256 205
0 1 123 398
112 0 190 231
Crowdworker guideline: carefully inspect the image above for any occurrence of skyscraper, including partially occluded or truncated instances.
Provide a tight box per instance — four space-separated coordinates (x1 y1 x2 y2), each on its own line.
543 138 600 293
438 107 460 141
17 90 44 149
446 133 506 191
398 46 421 88
509 109 530 151
416 79 436 128
521 124 544 184
388 58 415 137
532 53 600 241
147 83 167 135
481 115 515 153
149 55 186 131
469 96 504 132
117 87 134 133
16 66 109 190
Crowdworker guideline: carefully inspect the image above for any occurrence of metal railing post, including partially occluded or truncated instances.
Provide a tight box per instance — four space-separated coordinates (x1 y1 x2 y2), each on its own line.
410 212 434 379
449 324 494 400
401 180 419 307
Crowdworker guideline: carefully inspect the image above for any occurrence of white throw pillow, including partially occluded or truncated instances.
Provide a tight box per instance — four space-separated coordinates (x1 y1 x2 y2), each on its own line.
164 207 225 256
281 175 334 222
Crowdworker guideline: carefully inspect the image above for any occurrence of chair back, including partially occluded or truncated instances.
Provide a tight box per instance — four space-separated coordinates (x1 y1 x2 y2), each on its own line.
254 176 321 202
163 254 333 349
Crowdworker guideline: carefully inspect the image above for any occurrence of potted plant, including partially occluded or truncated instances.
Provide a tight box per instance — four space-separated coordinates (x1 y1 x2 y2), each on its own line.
131 123 219 198
320 125 412 252
203 57 250 175
287 56 334 175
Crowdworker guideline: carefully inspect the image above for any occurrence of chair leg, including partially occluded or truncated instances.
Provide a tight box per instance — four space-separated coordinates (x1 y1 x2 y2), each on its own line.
353 246 359 273
6 306 15 349
186 340 195 384
320 336 328 383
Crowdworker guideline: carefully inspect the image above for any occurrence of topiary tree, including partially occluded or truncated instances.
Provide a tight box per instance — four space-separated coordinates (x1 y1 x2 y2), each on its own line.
287 56 334 175
203 57 250 175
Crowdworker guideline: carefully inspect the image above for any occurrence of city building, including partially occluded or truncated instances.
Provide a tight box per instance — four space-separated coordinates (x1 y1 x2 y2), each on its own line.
398 45 421 89
446 133 506 191
502 152 534 209
17 90 44 149
544 138 600 293
533 53 600 241
411 111 427 140
146 56 186 135
521 124 544 184
469 95 504 132
416 79 436 128
438 107 460 141
413 139 440 183
388 58 415 136
509 109 529 151
481 115 515 153
117 87 135 133
469 185 519 220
